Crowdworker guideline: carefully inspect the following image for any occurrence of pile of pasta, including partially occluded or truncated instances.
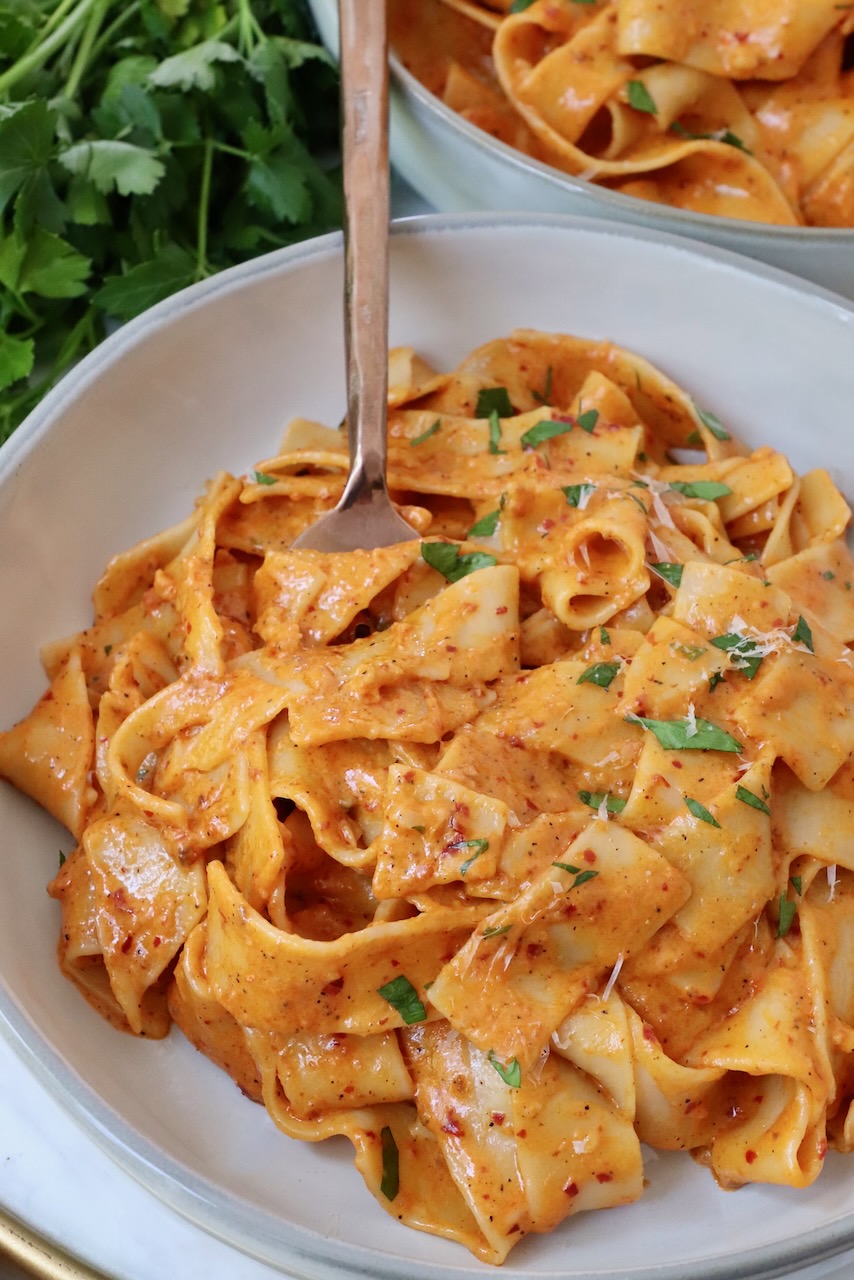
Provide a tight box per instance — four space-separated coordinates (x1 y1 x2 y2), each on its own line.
389 0 854 227
5 329 854 1264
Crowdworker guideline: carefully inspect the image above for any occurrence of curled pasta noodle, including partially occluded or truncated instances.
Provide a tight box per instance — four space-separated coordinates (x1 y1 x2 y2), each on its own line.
389 0 854 227
4 329 854 1263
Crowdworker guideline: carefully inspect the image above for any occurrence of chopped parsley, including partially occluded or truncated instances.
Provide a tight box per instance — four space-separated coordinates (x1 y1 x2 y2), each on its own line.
379 1126 400 1200
449 838 490 876
481 923 512 939
410 419 441 447
520 418 574 448
577 661 620 688
626 712 742 753
578 791 626 813
671 122 751 154
377 975 427 1025
650 562 683 588
563 482 596 508
488 409 506 455
531 366 553 403
476 386 513 418
792 615 814 653
685 796 720 827
576 408 599 433
599 626 610 644
823 570 836 581
711 632 763 679
626 79 657 114
669 480 733 501
691 403 731 440
777 894 798 938
421 542 497 582
553 863 600 890
735 785 770 815
488 1051 522 1087
468 508 501 538
252 471 277 486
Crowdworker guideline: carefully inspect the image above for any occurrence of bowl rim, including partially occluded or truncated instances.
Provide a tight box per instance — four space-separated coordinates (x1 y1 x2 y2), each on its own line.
1 211 854 1280
377 10 854 245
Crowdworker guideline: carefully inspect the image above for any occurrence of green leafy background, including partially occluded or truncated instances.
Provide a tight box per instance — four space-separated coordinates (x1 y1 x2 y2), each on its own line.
0 0 342 441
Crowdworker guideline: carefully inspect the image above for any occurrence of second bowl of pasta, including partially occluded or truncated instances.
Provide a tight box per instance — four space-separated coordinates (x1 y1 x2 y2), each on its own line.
309 0 854 300
1 213 854 1280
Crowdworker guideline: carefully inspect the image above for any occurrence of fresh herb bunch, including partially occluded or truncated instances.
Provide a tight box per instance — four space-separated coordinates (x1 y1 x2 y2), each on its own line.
0 0 343 442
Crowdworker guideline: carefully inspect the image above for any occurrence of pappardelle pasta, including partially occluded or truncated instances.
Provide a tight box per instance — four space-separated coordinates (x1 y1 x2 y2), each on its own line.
4 329 854 1263
389 0 854 227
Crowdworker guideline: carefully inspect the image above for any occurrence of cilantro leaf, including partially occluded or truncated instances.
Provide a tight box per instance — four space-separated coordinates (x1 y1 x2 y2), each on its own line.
421 542 497 583
626 712 742 752
377 975 427 1025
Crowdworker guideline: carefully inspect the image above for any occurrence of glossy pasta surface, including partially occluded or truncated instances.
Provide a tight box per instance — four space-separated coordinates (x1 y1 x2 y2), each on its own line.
3 331 854 1263
389 0 854 227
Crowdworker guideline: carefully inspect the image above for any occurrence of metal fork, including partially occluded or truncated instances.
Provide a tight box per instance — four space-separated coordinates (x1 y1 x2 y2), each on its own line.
292 0 416 551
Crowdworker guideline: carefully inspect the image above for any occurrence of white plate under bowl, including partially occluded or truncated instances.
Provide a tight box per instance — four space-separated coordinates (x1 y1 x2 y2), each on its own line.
1 214 854 1280
308 0 854 302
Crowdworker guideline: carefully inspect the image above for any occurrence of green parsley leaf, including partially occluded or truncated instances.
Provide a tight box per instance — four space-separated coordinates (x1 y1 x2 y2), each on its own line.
777 894 798 938
792 615 815 652
481 923 512 938
735 785 771 815
252 470 277 486
520 417 574 448
488 1051 522 1087
685 796 720 827
531 365 553 403
94 244 196 322
379 1126 399 1200
421 542 497 583
626 80 657 114
468 509 500 538
710 632 763 680
576 407 599 433
58 849 67 868
626 713 742 752
410 825 426 834
823 570 836 581
475 386 513 418
488 408 506 455
672 642 707 660
377 975 427 1025
148 39 243 93
599 626 610 644
669 480 733 500
651 562 683 588
577 661 620 689
692 403 731 441
563 482 596 508
59 139 166 197
450 838 490 875
0 330 34 392
790 875 803 896
509 0 537 10
578 791 626 813
410 419 441 447
708 671 725 692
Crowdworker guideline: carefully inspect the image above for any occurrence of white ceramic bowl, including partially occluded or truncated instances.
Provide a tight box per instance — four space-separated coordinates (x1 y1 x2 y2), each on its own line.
1 214 854 1280
308 0 854 302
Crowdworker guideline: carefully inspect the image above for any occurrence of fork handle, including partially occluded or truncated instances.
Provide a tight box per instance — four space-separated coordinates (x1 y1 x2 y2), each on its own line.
338 0 390 509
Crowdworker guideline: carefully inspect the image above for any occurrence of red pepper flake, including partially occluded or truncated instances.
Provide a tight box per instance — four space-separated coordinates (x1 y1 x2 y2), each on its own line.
671 760 683 769
496 605 508 615
321 977 345 997
491 1112 505 1126
595 1172 614 1183
563 1180 580 1198
442 1111 464 1137
152 936 162 948
583 848 597 864
745 1149 757 1164
121 934 134 954
517 1129 527 1139
642 1022 658 1043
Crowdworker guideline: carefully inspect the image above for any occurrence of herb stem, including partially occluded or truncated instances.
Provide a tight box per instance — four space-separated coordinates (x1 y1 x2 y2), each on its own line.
63 0 110 100
0 0 102 99
196 136 214 280
88 1 142 69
